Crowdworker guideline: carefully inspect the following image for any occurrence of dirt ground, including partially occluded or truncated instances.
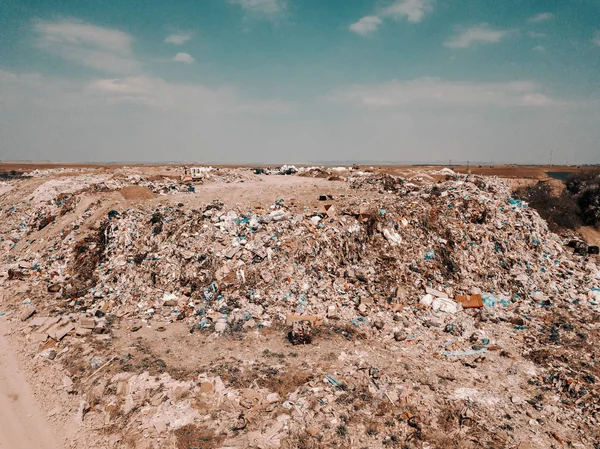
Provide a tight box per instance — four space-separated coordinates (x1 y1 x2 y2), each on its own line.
0 328 59 449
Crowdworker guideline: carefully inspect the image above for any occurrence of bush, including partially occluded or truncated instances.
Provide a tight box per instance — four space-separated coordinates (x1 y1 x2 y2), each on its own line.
513 182 581 232
566 169 600 228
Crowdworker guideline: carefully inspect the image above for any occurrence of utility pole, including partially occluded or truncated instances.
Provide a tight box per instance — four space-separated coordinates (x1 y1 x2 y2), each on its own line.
549 149 553 168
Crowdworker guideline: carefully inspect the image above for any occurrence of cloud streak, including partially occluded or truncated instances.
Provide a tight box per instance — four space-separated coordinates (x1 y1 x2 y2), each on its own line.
331 77 557 108
33 19 140 74
445 24 511 48
528 12 554 23
165 33 192 45
529 31 546 38
229 0 286 17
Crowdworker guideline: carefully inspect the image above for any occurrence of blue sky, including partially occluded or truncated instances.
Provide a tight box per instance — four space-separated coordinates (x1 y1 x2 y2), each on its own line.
1 0 599 163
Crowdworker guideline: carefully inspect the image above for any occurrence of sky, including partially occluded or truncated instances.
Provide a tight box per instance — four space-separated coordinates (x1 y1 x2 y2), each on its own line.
0 0 599 164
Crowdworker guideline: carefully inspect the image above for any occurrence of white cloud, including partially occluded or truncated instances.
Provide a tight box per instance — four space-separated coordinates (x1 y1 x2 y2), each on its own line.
173 52 194 63
229 0 286 17
528 12 554 23
445 24 511 48
592 31 600 47
331 77 556 108
33 19 140 74
165 33 192 45
532 45 546 52
349 0 432 36
349 16 382 35
529 31 547 38
381 0 433 23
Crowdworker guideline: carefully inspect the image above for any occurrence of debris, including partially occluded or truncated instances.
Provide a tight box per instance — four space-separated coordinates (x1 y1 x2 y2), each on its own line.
442 348 488 357
455 294 484 309
288 320 312 345
285 314 320 327
1 166 598 448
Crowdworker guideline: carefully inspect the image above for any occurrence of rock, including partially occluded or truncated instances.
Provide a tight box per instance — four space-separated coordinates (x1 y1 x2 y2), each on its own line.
394 330 407 341
420 294 434 307
90 356 106 369
306 426 319 436
79 317 95 329
243 318 256 329
510 316 525 326
214 319 227 333
40 348 57 360
62 375 74 393
47 284 61 293
19 307 36 321
266 392 280 403
373 320 384 330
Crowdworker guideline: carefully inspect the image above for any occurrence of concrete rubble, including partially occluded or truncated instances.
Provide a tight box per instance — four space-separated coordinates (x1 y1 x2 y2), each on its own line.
0 165 599 448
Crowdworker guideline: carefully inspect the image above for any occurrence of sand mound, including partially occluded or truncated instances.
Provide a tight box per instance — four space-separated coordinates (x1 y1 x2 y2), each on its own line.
118 186 156 200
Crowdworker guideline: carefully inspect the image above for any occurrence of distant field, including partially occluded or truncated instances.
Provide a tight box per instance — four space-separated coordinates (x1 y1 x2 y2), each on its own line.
0 162 594 180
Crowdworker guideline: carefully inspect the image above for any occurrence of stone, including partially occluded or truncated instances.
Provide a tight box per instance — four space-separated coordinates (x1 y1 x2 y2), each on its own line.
19 307 36 321
394 331 407 341
243 318 256 329
79 317 96 329
214 319 227 333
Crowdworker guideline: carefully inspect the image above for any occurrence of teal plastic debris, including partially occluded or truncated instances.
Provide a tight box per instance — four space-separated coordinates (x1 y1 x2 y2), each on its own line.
425 249 435 260
324 375 343 388
514 325 527 330
508 198 527 209
482 293 510 308
198 318 210 328
352 317 367 327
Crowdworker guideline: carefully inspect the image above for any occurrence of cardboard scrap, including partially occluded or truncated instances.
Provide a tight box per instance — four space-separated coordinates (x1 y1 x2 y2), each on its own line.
285 314 321 327
456 294 484 309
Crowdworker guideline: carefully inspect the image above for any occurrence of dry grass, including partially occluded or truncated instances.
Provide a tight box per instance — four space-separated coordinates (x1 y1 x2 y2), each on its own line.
174 424 225 449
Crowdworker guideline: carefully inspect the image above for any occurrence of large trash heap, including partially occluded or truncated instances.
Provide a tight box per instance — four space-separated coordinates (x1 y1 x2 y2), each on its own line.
1 167 599 449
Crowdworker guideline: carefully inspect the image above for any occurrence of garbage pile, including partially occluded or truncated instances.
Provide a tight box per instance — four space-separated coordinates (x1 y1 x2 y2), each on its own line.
1 168 599 449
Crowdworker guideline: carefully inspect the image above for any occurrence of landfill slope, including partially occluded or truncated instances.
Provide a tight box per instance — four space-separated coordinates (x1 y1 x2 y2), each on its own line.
0 165 599 449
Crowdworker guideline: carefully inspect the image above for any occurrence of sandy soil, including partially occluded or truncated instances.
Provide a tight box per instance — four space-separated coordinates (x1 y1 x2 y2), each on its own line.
0 328 58 449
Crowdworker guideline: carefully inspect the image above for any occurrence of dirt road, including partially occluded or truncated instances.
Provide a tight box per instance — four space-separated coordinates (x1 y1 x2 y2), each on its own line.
0 328 58 449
